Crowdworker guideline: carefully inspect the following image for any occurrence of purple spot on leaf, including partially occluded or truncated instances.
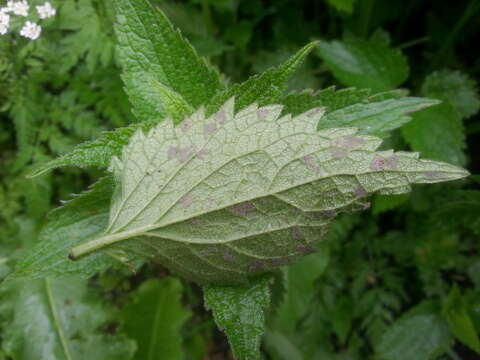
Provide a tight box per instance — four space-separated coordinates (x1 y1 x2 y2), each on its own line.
179 194 194 209
370 156 386 170
203 123 217 138
229 202 256 217
386 156 398 170
196 149 209 160
222 253 235 261
322 210 337 218
354 186 367 197
306 107 323 117
296 243 316 254
330 147 348 159
270 257 290 267
248 260 266 272
181 120 192 132
292 226 303 241
334 136 365 150
168 146 194 163
257 108 270 120
303 155 320 171
167 146 179 160
215 109 226 124
425 172 443 179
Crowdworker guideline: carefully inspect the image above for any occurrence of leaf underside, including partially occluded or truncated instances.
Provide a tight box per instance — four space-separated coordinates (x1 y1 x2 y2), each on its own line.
68 98 468 285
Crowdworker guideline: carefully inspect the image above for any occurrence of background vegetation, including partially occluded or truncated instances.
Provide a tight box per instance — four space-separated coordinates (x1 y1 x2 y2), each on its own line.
1 0 479 359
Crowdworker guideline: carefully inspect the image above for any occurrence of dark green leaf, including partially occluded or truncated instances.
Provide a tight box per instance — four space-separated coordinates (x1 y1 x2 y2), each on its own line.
121 278 191 360
317 39 409 92
204 275 272 360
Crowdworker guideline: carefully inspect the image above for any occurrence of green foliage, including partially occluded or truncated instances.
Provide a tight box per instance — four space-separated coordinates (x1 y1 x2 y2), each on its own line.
121 278 191 360
2 277 136 360
317 39 409 92
1 0 479 359
204 275 272 360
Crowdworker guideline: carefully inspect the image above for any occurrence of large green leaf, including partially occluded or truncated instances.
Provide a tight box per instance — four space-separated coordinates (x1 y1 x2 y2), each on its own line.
66 99 467 285
9 177 117 280
2 277 136 360
121 278 191 360
317 39 409 92
206 42 318 115
114 0 223 121
402 101 465 166
204 275 272 360
376 302 452 360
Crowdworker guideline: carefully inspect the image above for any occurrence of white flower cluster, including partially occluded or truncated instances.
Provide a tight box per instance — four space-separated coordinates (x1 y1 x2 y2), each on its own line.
0 1 56 40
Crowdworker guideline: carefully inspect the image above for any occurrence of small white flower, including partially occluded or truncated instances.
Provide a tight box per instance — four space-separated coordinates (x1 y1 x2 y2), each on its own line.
36 2 55 19
0 10 10 24
0 23 8 35
20 21 41 40
10 1 29 17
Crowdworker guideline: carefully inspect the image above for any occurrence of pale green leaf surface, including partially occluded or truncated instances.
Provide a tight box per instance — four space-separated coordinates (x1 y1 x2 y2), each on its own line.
2 277 136 360
402 102 466 166
204 275 272 360
422 70 480 119
206 42 318 115
9 177 116 280
317 40 409 92
114 0 223 121
121 278 191 360
376 303 452 360
67 99 467 285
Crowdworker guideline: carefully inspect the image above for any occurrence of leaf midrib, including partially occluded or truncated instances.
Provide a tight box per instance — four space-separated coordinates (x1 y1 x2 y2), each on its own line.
45 278 73 360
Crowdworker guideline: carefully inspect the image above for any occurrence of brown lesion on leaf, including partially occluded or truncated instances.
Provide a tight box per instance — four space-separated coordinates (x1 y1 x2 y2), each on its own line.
424 172 444 179
179 193 194 209
370 155 398 170
196 149 209 160
303 154 321 171
292 226 304 241
257 108 270 120
354 186 367 197
180 119 192 132
296 243 316 254
215 109 226 124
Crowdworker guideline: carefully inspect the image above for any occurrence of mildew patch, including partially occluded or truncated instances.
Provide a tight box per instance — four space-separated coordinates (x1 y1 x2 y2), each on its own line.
203 123 217 138
334 136 365 150
179 194 194 209
181 119 192 132
257 108 270 121
322 209 337 218
196 149 209 160
370 156 386 170
229 202 256 217
215 109 226 124
330 147 348 159
248 259 266 272
303 154 321 171
425 172 443 179
168 146 194 163
371 155 398 170
354 186 367 197
306 107 323 117
296 243 316 254
292 226 303 241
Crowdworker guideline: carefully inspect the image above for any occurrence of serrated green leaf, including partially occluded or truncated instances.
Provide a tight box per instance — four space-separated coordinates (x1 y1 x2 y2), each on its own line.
317 39 409 92
114 0 223 121
320 97 439 135
66 99 467 285
376 302 452 360
206 42 319 115
29 123 146 177
204 275 272 360
2 277 136 360
422 70 480 119
443 286 480 354
9 177 117 280
121 278 191 360
402 101 466 166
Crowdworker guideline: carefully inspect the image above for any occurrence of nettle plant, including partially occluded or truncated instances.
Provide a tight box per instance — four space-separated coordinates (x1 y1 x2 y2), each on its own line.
9 0 469 358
